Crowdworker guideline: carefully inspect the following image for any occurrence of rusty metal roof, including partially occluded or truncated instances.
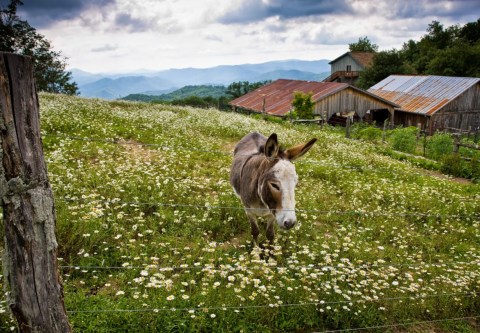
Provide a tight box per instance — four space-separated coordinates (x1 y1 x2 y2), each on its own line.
368 75 480 115
328 52 375 68
229 79 349 116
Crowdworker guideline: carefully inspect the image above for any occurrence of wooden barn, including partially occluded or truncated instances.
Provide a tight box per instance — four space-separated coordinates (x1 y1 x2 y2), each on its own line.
229 79 398 125
368 75 480 134
323 52 374 85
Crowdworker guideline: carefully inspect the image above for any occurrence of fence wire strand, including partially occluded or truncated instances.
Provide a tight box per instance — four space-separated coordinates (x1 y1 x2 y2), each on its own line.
58 259 480 272
66 291 478 314
56 197 479 219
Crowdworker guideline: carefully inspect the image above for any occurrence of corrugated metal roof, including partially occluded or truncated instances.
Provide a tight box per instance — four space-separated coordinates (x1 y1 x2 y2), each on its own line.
229 79 349 116
368 75 480 115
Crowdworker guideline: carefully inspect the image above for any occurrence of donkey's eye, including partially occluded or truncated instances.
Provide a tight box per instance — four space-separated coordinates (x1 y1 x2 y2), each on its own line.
269 182 281 191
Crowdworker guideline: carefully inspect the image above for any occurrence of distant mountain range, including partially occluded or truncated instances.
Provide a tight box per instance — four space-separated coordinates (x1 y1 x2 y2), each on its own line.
71 59 331 99
122 85 228 102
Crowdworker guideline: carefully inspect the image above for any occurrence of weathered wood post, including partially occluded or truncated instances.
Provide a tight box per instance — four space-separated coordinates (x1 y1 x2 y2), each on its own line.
452 133 460 154
345 117 351 139
0 53 71 332
382 119 389 143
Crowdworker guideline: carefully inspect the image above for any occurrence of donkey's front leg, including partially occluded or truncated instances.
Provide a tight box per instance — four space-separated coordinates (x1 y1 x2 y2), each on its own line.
266 217 275 244
247 213 260 247
265 217 276 258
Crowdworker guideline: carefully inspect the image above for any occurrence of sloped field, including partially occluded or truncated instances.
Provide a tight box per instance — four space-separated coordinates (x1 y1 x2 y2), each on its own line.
1 93 479 332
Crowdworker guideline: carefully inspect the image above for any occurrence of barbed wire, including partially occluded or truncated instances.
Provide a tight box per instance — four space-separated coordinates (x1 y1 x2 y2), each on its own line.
66 291 478 314
58 259 480 272
55 197 480 219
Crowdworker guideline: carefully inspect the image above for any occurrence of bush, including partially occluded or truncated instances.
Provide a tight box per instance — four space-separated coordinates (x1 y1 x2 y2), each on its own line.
357 126 383 142
291 92 314 119
426 133 453 161
390 127 418 154
440 154 479 180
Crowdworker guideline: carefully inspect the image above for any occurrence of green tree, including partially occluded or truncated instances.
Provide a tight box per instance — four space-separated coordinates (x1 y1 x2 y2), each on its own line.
226 80 270 99
401 19 480 77
349 36 378 52
459 18 480 44
291 91 314 119
0 0 78 95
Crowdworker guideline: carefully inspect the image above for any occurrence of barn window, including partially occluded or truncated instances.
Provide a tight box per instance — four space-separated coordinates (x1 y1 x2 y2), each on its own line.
346 65 351 72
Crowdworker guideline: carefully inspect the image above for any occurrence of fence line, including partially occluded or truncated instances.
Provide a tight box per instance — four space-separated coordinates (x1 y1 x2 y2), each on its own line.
58 259 480 272
316 315 480 333
56 197 480 219
66 291 478 314
40 132 479 328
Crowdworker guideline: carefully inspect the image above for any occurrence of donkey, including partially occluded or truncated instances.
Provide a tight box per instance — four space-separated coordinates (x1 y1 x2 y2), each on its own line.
230 132 317 248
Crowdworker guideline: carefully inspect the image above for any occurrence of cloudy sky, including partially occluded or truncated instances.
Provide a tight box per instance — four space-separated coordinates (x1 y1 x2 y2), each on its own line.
17 0 480 73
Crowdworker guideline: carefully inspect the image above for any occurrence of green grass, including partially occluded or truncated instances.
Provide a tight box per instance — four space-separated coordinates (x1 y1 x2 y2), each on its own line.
0 93 479 332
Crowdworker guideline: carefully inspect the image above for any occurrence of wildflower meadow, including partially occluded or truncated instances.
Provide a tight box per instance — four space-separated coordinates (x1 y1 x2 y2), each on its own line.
0 93 479 332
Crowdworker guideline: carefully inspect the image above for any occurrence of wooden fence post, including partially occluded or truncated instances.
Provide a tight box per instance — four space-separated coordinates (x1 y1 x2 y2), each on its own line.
382 119 389 143
0 53 71 332
346 117 351 138
452 133 460 154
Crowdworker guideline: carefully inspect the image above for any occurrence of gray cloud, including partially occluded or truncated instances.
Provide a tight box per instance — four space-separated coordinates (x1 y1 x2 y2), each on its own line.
91 44 118 52
218 0 353 24
17 0 115 28
373 0 480 20
218 0 478 25
114 13 154 32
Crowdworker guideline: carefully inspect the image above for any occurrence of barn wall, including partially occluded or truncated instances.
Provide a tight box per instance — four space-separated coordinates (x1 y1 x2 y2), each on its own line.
331 55 364 73
314 88 394 120
431 84 480 132
393 111 429 129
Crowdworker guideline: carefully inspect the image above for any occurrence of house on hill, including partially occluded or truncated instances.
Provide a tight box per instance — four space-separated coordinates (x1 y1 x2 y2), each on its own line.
368 75 480 134
229 79 398 125
323 52 374 84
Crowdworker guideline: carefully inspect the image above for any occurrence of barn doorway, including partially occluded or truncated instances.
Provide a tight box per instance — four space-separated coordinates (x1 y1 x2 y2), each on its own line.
369 109 390 126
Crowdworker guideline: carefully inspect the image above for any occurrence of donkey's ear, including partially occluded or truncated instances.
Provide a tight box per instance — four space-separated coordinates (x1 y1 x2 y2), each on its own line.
264 133 279 159
286 138 317 161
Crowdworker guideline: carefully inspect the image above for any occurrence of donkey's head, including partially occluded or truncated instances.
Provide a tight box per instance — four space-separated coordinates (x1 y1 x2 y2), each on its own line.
259 133 316 230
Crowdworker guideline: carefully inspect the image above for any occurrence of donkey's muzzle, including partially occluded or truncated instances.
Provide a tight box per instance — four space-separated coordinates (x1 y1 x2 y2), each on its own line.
283 219 296 230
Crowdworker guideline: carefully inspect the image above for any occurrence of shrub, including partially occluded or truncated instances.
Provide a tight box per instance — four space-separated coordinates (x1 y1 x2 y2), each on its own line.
441 153 468 178
390 127 418 154
357 126 383 142
426 133 453 161
291 91 314 119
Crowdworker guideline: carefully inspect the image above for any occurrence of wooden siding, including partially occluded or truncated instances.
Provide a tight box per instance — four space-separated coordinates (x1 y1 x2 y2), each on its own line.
431 84 480 132
314 87 395 120
331 54 365 73
393 84 480 134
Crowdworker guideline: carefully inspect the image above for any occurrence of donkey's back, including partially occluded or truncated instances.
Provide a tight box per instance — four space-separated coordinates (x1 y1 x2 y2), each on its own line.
233 131 267 157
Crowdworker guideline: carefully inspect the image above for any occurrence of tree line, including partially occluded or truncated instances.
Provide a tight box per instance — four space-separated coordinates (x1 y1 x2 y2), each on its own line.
0 0 78 95
355 19 480 89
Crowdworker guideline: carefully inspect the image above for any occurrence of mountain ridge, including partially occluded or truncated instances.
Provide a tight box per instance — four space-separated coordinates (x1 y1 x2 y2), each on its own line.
72 59 331 99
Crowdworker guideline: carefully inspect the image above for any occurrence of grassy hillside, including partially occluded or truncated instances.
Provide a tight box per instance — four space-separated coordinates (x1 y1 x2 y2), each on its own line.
0 93 479 332
122 85 227 102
